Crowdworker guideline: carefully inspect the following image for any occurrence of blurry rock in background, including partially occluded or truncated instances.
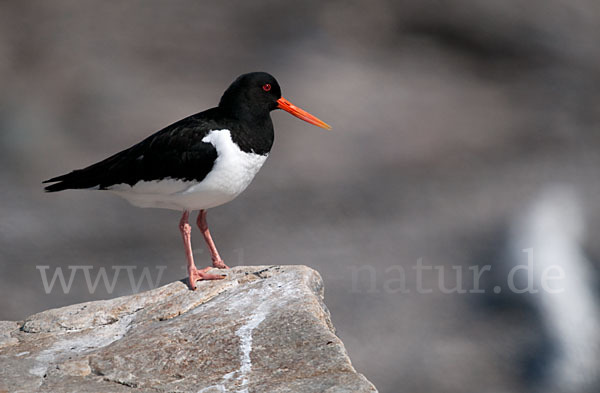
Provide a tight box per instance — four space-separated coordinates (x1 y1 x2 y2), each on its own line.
1 1 599 392
495 187 599 392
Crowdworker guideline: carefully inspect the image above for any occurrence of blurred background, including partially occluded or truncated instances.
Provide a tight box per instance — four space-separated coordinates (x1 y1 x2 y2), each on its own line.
1 1 599 392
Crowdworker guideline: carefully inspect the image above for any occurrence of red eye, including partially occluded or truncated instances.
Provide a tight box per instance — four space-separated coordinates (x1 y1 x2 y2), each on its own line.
262 83 271 92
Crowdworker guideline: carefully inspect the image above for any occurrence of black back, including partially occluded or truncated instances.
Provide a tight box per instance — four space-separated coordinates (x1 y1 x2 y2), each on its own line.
44 72 281 192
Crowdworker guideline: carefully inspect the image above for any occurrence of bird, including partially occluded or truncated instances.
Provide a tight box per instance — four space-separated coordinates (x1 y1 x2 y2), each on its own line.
43 72 331 290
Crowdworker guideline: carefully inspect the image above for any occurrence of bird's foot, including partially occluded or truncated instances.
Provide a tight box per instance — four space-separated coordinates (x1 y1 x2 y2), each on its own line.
212 259 229 269
188 266 227 290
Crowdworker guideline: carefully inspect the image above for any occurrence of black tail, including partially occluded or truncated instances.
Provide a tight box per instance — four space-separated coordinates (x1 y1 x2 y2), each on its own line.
43 178 69 192
43 130 151 193
43 169 101 192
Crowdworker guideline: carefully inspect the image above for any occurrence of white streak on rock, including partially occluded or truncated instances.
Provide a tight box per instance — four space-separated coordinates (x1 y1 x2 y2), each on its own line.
235 300 271 392
198 274 300 393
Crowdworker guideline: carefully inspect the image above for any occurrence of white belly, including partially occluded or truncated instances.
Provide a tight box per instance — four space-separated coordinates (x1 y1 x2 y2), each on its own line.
109 129 268 211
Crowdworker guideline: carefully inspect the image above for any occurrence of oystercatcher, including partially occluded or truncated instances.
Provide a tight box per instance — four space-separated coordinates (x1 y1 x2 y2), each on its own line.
43 72 331 290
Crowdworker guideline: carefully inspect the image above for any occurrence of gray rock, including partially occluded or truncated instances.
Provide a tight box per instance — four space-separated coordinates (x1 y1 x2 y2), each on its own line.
0 265 377 392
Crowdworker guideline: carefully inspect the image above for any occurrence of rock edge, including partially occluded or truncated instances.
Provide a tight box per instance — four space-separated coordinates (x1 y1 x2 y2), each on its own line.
0 265 377 393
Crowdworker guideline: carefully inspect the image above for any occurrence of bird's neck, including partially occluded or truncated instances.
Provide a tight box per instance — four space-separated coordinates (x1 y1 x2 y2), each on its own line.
218 107 274 156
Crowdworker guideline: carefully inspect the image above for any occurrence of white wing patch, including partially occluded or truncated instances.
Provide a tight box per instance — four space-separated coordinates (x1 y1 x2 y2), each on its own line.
109 178 189 194
108 129 268 211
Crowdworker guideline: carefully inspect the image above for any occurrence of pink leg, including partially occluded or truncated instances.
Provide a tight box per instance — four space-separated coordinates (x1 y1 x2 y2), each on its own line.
197 210 229 269
179 210 225 290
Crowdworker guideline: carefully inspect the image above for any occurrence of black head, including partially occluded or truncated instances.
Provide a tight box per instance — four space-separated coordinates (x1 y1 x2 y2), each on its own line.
219 72 331 130
219 72 282 119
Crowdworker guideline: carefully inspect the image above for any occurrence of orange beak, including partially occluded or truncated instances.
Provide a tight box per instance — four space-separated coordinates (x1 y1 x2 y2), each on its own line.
277 97 332 130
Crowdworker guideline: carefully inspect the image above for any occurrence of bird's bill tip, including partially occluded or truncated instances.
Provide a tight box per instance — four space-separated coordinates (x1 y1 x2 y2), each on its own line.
277 97 332 130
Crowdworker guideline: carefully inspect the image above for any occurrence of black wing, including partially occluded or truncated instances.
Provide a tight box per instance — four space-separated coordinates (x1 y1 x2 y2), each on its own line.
43 110 222 192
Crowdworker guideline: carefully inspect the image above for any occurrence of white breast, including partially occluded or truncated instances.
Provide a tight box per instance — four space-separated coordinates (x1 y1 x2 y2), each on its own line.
109 129 268 211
